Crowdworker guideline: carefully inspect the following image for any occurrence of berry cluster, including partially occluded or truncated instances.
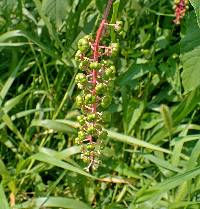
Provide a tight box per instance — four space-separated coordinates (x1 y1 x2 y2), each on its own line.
173 0 188 24
74 20 121 171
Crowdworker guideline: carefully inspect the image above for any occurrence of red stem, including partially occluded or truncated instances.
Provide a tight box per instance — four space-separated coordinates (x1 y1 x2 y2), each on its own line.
88 0 113 160
92 0 113 113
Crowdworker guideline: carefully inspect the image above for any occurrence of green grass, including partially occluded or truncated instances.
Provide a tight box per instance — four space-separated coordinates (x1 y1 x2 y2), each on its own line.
0 0 200 208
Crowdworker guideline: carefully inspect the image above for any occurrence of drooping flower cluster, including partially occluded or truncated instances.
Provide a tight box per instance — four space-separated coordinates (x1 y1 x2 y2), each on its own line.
173 0 188 24
74 22 121 171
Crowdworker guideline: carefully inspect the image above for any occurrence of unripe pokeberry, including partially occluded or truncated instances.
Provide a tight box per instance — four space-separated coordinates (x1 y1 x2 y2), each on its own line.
75 137 82 145
79 62 86 71
95 83 106 95
82 156 90 163
104 65 115 79
78 38 90 53
85 94 96 104
86 143 95 150
75 73 87 85
75 50 83 61
110 43 119 57
114 21 123 32
90 61 101 70
84 34 93 42
87 126 96 135
77 115 86 125
87 113 96 122
101 59 113 67
78 131 86 140
76 95 83 108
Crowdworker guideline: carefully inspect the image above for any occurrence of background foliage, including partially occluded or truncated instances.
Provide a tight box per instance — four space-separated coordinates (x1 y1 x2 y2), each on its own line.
0 0 200 208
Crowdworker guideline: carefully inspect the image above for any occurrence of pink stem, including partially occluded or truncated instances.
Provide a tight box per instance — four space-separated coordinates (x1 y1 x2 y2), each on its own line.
87 0 113 165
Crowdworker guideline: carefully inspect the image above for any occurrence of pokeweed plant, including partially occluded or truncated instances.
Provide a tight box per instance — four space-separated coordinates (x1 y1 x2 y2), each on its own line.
74 0 121 172
173 0 189 24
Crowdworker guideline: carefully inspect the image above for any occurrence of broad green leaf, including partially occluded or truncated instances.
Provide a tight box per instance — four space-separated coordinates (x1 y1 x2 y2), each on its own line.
181 46 200 92
189 0 200 28
0 183 10 209
14 197 92 209
42 0 72 30
180 12 200 53
31 152 94 178
33 0 64 50
118 64 156 87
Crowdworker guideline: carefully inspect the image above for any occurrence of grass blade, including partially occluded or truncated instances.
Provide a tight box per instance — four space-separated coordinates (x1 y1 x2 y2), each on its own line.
0 183 10 209
31 152 95 179
14 197 92 209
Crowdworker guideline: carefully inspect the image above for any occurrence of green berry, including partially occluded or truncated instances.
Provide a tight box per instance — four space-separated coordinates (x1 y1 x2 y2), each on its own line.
79 62 85 71
87 113 96 122
77 115 85 125
76 95 83 108
101 60 113 67
87 126 96 135
84 151 90 156
82 156 90 163
78 131 86 140
84 34 93 42
90 61 101 70
78 38 90 53
75 50 82 61
95 83 106 95
77 83 84 89
110 43 119 56
85 94 96 104
75 73 87 85
86 143 95 150
75 137 82 145
114 21 123 32
104 65 115 79
101 95 112 108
